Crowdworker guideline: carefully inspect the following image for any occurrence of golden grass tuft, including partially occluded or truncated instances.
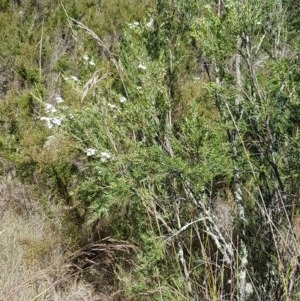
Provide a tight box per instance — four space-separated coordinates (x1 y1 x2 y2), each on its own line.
0 179 102 301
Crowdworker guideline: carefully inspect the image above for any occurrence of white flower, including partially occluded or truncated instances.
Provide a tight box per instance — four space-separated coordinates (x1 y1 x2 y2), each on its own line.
45 103 57 114
100 150 112 162
128 21 139 29
245 283 253 296
59 105 68 111
55 96 64 103
83 54 89 61
119 96 127 103
85 148 97 157
40 117 53 129
138 63 147 70
51 117 63 126
107 103 116 109
40 116 63 129
70 75 79 82
146 18 154 29
89 60 96 66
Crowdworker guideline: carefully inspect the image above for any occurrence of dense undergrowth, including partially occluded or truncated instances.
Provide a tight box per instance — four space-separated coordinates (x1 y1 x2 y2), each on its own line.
1 1 300 300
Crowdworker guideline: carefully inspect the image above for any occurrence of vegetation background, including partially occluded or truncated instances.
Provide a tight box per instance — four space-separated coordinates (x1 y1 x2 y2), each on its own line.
0 0 300 300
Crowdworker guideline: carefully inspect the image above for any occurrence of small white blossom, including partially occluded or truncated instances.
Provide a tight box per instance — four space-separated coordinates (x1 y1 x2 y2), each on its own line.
45 103 57 114
89 60 96 66
85 148 97 157
119 96 127 103
128 21 139 29
138 63 147 70
100 150 112 162
70 75 79 82
59 105 68 111
51 117 63 126
55 96 64 103
40 117 53 128
83 54 89 61
63 205 75 211
146 18 154 29
245 283 253 296
107 103 116 110
40 116 63 129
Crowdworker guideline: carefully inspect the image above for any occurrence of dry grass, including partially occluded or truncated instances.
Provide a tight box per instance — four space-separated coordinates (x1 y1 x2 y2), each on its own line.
0 179 103 301
0 178 139 301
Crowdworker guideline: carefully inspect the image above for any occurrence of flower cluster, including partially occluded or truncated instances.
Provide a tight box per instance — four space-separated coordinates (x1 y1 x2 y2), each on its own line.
84 148 112 162
138 63 147 71
100 150 112 162
128 21 139 29
63 75 80 83
106 95 128 111
119 96 127 103
70 75 79 82
85 148 97 157
40 116 63 129
55 96 64 103
45 103 57 114
40 95 65 129
82 53 96 66
146 18 154 29
107 103 117 110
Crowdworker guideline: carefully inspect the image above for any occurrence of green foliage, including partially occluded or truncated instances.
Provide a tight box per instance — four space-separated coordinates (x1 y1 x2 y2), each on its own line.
191 0 300 299
52 56 72 73
0 0 10 11
57 3 234 299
